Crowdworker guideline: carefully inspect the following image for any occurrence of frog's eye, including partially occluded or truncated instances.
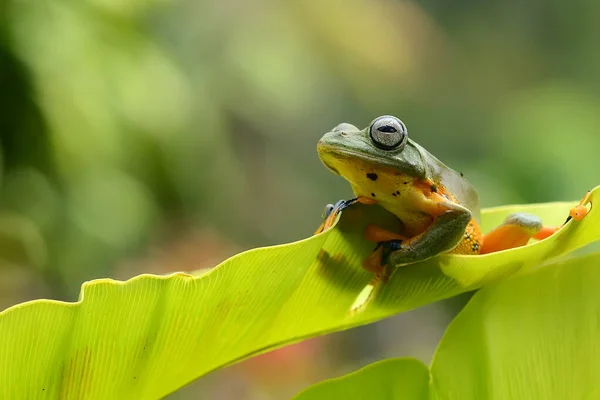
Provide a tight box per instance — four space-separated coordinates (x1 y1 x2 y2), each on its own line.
369 116 407 150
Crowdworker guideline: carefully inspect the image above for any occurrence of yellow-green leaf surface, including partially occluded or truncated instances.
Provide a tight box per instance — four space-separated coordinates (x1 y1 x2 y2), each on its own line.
294 358 429 400
430 251 600 399
295 252 600 399
0 187 599 398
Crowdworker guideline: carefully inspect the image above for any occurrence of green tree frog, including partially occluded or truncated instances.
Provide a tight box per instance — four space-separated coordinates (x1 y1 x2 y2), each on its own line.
315 115 588 282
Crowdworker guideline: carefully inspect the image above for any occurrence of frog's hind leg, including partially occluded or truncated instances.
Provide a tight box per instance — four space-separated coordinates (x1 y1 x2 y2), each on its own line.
481 213 550 254
481 190 592 254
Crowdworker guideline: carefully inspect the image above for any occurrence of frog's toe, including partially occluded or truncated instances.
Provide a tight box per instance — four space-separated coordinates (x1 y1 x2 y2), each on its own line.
568 189 592 222
379 239 403 259
569 204 589 221
321 203 336 220
315 198 359 234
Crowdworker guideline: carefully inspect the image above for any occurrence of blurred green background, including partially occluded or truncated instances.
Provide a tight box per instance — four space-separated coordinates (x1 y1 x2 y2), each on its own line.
1 0 598 398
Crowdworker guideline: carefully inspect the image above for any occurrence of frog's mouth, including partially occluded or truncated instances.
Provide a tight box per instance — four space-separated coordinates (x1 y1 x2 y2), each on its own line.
318 143 387 175
318 146 392 185
323 164 340 175
317 145 358 177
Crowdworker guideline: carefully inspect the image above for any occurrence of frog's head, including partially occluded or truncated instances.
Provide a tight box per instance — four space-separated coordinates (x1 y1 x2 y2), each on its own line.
317 115 427 181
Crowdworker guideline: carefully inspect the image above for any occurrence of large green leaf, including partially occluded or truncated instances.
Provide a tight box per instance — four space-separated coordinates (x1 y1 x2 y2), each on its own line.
430 251 600 399
0 187 598 398
295 252 600 399
295 358 429 400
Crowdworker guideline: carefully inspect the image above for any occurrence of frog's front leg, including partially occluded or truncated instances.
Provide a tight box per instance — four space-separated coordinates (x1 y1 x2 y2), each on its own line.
387 203 472 266
314 196 377 234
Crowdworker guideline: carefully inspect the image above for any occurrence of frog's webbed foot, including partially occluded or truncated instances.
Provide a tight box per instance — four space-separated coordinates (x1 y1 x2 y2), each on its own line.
568 189 591 222
314 199 351 235
362 240 402 282
314 196 377 234
534 191 591 242
535 189 591 240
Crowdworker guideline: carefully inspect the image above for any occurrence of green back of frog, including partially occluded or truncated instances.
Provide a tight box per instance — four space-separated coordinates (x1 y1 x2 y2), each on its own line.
413 140 480 223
